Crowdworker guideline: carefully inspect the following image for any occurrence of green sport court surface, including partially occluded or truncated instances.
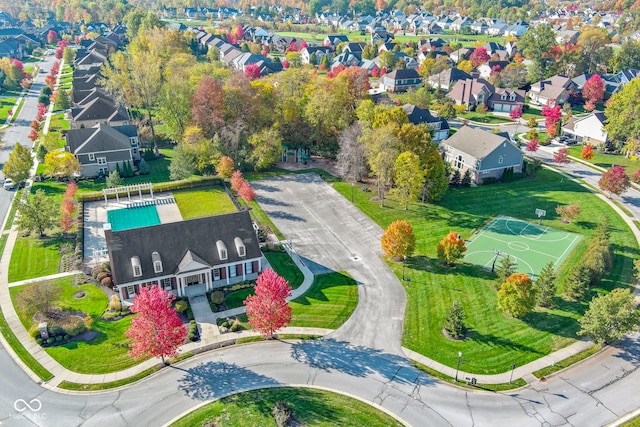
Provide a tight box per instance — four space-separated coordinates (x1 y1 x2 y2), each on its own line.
107 205 160 232
464 215 583 279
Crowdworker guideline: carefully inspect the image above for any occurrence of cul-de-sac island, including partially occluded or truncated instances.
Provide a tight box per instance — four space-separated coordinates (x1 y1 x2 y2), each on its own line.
0 1 639 426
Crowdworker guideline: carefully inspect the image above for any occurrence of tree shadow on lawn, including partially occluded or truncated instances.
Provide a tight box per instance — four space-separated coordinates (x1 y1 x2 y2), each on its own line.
520 310 581 339
289 338 435 387
174 361 280 401
409 256 496 280
289 272 356 305
465 329 544 355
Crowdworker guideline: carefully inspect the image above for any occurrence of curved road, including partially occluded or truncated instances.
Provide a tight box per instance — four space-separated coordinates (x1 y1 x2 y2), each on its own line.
1 79 640 424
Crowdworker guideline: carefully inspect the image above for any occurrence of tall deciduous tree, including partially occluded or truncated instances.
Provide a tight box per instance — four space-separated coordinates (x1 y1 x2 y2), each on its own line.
16 281 62 318
390 151 424 210
604 78 640 147
337 123 367 182
436 231 467 266
126 285 187 364
248 126 283 171
598 165 629 198
59 181 78 233
43 151 81 180
217 156 234 179
578 289 640 346
582 74 605 111
535 262 557 308
554 147 570 164
381 220 416 258
497 273 537 318
231 170 245 192
16 189 58 236
578 28 612 74
191 76 225 139
470 47 489 67
362 124 399 207
238 181 256 203
526 139 539 152
244 269 292 338
3 143 33 185
518 24 557 79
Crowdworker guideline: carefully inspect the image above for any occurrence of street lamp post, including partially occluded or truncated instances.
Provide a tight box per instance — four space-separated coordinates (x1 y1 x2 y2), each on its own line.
402 255 407 280
455 351 462 382
510 363 516 384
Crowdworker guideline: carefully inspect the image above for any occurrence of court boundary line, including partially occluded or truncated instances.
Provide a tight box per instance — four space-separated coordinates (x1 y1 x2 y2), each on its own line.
554 234 581 267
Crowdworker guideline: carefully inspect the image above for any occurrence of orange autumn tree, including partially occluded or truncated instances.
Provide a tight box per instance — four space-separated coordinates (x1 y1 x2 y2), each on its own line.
217 156 234 179
497 273 537 318
581 145 594 160
436 232 467 266
381 220 416 258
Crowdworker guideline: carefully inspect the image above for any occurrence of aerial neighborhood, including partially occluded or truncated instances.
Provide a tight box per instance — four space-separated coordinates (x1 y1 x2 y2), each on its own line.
0 0 639 425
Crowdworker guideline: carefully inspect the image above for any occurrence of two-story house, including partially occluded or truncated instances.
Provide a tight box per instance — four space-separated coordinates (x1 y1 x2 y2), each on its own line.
402 103 449 141
380 69 422 93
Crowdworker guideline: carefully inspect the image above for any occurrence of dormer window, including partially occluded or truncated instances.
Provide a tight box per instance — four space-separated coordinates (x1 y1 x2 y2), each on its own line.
501 93 507 100
131 256 142 277
509 93 516 101
216 240 228 260
152 251 162 273
234 237 246 257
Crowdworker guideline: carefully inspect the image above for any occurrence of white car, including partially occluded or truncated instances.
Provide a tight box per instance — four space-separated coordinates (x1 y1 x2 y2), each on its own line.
3 178 15 190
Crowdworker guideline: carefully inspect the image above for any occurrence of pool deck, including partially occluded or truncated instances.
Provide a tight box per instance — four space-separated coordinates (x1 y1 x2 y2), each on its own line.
83 193 182 267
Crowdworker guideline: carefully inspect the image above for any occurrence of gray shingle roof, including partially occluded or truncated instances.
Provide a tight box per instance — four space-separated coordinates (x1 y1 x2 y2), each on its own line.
107 211 262 285
443 126 512 160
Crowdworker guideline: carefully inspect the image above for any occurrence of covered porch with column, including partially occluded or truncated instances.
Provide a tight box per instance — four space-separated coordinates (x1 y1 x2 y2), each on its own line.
175 250 213 297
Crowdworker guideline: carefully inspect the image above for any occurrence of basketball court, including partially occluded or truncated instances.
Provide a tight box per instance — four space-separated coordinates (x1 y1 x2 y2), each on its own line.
464 215 583 279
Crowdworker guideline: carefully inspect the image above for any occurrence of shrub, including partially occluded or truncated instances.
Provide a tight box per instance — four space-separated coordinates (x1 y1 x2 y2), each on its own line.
175 300 188 313
56 336 63 342
482 177 499 184
28 324 41 339
230 320 243 332
50 325 64 335
84 315 94 330
36 337 43 345
65 318 86 336
96 272 109 282
187 332 195 341
108 294 121 312
47 337 55 344
273 401 291 427
64 335 70 341
100 276 112 286
211 291 225 305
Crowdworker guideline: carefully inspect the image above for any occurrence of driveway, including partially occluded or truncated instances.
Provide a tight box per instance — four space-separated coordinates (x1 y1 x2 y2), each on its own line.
253 173 406 355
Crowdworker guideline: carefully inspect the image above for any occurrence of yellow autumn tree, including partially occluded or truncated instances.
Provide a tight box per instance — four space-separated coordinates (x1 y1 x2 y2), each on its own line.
436 232 467 266
381 220 416 258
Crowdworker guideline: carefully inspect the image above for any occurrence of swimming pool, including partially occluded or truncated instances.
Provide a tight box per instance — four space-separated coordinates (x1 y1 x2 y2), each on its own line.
107 205 161 232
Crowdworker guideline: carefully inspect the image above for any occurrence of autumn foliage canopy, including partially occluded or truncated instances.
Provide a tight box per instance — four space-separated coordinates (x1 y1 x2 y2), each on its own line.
244 269 292 338
436 232 467 266
381 220 416 258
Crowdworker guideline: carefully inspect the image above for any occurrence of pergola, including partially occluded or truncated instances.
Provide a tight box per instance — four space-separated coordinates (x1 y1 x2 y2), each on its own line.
102 183 154 204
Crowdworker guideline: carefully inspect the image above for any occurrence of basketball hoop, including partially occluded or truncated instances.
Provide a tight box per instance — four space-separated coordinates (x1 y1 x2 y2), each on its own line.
535 208 546 225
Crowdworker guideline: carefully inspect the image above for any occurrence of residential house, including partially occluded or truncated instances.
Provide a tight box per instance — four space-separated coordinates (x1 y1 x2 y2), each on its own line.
65 123 140 177
562 111 609 146
74 49 107 70
323 34 349 48
555 29 580 44
70 95 130 129
428 67 472 90
449 47 474 63
504 20 529 37
331 51 361 69
0 38 24 59
477 60 509 79
470 21 488 34
106 211 265 304
528 75 576 106
300 46 332 64
402 104 449 142
440 126 523 184
380 69 422 93
487 20 509 36
447 78 524 112
450 16 472 33
488 88 526 113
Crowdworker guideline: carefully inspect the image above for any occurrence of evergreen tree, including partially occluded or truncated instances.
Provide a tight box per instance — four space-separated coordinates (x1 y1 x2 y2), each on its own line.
36 144 47 162
319 53 330 69
138 158 149 175
450 169 461 186
106 169 123 188
564 264 591 300
461 170 472 187
115 163 121 177
443 300 466 339
535 262 557 308
495 255 517 289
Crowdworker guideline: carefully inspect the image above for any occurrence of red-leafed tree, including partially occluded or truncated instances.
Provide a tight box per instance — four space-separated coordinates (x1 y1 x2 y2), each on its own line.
55 47 63 59
599 165 630 198
281 59 290 69
47 30 58 44
60 181 78 233
239 181 256 203
231 170 245 192
470 47 490 67
632 169 640 185
581 145 594 160
28 129 38 141
300 40 308 49
126 285 187 364
509 106 523 121
542 101 562 136
37 103 47 117
51 61 60 76
244 269 292 338
582 74 605 111
336 66 371 100
191 76 225 139
554 147 570 163
217 156 234 178
233 25 244 40
371 66 380 77
30 120 40 131
526 138 539 152
437 231 467 266
245 63 261 80
289 41 298 52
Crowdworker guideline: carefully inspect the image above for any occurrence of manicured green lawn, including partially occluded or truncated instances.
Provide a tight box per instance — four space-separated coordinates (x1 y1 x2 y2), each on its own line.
333 168 637 374
170 387 402 427
174 186 237 219
290 272 358 329
224 288 253 310
569 145 640 175
10 278 145 374
264 251 304 289
8 234 66 282
49 112 69 130
458 111 514 124
0 97 17 121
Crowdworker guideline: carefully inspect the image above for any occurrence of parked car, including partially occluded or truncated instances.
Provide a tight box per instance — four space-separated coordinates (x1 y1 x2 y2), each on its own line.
3 178 15 190
565 139 578 146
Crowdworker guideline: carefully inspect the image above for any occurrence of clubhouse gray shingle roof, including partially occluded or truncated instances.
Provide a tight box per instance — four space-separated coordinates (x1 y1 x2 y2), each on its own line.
443 126 511 160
